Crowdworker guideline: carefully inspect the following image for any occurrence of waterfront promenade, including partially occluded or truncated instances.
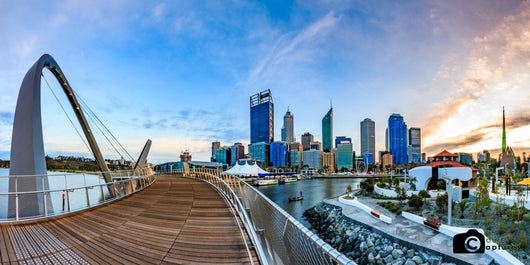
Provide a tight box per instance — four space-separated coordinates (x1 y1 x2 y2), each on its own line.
0 177 258 264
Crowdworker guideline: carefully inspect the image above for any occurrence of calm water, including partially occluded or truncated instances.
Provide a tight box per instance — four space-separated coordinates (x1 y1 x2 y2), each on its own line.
255 178 364 228
0 168 106 219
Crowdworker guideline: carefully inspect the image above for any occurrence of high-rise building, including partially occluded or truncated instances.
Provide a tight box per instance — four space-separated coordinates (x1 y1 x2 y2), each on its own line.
281 108 294 143
322 152 336 173
270 142 288 167
248 142 270 167
301 132 314 151
388 114 408 165
360 118 375 157
250 90 274 144
385 128 389 151
364 153 374 165
215 147 231 165
310 141 322 151
337 138 353 171
408 127 421 164
382 153 393 170
211 141 220 157
303 150 323 169
322 107 333 152
230 143 245 165
289 142 303 166
335 136 351 148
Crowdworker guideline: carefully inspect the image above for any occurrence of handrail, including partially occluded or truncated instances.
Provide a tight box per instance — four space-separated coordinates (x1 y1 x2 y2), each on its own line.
0 168 155 222
158 168 356 265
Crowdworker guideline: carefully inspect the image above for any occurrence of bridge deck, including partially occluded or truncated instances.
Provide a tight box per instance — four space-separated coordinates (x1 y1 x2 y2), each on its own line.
0 177 259 264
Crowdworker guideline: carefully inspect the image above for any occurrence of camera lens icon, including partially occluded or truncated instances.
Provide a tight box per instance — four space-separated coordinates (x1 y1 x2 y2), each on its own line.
464 235 482 252
453 229 485 254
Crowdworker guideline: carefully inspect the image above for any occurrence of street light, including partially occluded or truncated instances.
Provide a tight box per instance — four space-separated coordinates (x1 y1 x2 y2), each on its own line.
443 174 453 226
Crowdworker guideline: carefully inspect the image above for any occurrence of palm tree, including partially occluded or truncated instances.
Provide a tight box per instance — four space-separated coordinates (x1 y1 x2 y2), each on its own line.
458 198 469 219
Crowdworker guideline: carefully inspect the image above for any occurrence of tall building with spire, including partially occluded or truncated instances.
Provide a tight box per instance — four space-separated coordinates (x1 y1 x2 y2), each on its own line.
502 106 507 154
322 103 333 152
500 106 516 172
281 108 294 143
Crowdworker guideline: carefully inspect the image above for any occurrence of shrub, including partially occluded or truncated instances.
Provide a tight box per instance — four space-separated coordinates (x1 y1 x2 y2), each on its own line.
408 194 424 210
484 219 492 230
419 190 431 199
509 224 517 234
523 213 530 223
504 233 514 244
519 232 527 249
360 179 375 193
436 193 448 212
497 222 505 235
436 180 446 190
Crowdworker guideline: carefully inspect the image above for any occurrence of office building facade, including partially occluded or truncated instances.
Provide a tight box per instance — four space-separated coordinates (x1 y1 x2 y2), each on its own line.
303 150 323 169
250 90 274 144
408 127 421 164
230 143 245 165
310 141 322 151
281 108 294 143
388 114 408 165
215 147 231 165
301 132 314 151
337 139 353 171
322 152 336 172
360 118 375 157
248 142 270 167
211 141 220 157
270 142 288 167
335 136 351 148
322 107 333 152
289 142 303 166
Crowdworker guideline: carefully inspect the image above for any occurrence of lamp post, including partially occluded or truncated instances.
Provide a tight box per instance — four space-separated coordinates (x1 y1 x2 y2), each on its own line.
444 175 452 226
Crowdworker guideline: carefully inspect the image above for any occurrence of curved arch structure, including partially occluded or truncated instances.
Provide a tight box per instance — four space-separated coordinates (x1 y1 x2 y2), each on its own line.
9 54 112 218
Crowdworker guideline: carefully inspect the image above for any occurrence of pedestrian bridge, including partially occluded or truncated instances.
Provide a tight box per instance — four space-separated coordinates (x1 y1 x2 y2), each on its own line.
0 169 355 265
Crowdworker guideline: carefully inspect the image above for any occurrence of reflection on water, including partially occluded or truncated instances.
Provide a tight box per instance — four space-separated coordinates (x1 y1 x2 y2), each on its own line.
255 178 364 228
0 168 106 219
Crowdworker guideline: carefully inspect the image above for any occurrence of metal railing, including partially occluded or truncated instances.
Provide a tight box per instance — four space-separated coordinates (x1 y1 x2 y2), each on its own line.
158 169 356 265
0 168 155 222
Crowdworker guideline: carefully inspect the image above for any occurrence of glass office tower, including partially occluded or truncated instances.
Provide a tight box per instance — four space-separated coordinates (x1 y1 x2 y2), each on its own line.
388 114 408 165
322 107 333 152
250 90 274 144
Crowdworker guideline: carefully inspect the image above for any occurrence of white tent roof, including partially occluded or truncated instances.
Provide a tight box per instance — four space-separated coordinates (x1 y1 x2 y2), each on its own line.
225 161 268 176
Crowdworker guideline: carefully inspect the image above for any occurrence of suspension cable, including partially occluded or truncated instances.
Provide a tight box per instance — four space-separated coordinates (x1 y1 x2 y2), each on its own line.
41 73 92 155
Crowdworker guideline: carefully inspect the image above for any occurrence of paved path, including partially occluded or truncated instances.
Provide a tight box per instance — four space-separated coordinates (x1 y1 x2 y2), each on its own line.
325 197 493 265
0 177 259 264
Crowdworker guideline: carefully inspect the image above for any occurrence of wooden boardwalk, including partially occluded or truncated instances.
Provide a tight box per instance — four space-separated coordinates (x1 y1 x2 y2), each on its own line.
0 177 259 264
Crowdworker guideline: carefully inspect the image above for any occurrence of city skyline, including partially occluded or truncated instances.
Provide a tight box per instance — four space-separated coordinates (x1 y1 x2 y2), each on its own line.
1 1 530 163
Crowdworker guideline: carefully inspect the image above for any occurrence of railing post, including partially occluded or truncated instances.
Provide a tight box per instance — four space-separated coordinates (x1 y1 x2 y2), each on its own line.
42 176 48 216
15 175 19 221
84 173 90 207
98 173 104 201
65 175 71 212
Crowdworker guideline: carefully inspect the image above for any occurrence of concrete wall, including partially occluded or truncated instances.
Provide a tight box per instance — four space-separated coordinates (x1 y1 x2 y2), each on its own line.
338 196 392 224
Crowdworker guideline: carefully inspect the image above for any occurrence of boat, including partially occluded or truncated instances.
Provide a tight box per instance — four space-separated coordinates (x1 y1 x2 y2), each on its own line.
288 195 304 202
254 179 279 186
279 177 298 184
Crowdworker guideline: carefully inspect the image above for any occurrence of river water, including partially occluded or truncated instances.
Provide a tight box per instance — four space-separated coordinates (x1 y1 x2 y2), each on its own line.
254 178 364 228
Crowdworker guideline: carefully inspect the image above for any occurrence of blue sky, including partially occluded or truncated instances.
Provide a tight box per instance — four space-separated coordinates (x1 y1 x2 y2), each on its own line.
1 0 530 163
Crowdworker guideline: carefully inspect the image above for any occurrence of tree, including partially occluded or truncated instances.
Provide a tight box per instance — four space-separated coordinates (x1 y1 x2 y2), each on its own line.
396 186 407 206
436 192 448 212
458 198 469 219
408 194 423 210
436 180 446 191
419 190 431 200
474 177 491 213
408 176 417 191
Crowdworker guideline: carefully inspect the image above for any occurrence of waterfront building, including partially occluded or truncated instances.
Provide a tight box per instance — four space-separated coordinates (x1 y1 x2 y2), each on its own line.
455 152 473 164
322 152 336 173
289 142 303 166
337 140 353 171
248 142 270 167
250 90 274 144
230 143 245 165
335 136 351 148
215 147 231 165
322 107 333 152
281 108 294 143
388 114 408 165
301 132 314 151
408 127 421 164
303 150 323 170
477 150 491 162
310 141 322 151
180 151 192 162
382 153 393 170
360 118 375 157
270 142 288 167
211 141 220 157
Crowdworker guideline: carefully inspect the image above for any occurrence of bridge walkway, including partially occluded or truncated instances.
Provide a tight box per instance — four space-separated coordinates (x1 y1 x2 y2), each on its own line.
0 177 259 264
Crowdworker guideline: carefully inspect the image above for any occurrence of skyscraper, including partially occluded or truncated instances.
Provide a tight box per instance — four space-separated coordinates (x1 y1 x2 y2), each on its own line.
250 90 274 144
281 108 294 143
337 138 353 171
408 128 421 163
388 114 408 165
322 107 333 152
301 132 314 151
230 143 245 165
211 141 220 157
270 142 288 167
360 118 375 157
